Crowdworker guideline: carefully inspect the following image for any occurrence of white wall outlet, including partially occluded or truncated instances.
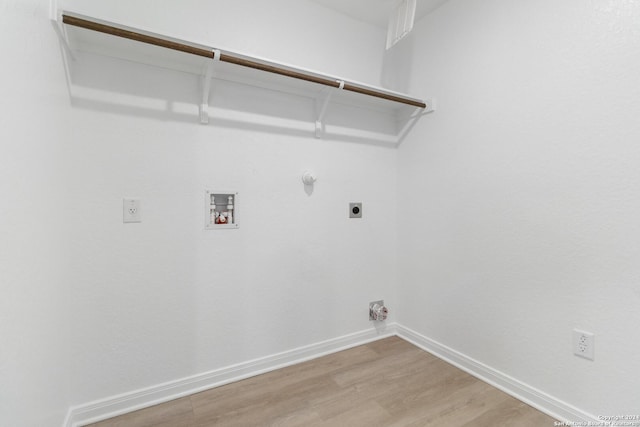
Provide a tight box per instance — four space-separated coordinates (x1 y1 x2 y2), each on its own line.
573 329 594 360
123 198 141 223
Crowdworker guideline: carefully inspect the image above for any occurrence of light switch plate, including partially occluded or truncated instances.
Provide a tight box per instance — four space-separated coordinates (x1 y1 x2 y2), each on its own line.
123 198 141 223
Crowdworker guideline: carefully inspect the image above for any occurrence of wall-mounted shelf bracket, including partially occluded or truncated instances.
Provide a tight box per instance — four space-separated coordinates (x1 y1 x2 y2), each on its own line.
396 98 436 143
56 10 431 144
314 80 343 138
199 49 220 124
49 1 75 61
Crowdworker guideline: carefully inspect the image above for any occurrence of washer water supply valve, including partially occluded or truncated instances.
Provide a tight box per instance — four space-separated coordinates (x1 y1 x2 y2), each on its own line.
369 300 388 321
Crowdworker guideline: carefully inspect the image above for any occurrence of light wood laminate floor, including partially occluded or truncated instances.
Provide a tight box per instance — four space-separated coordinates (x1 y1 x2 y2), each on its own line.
86 337 556 426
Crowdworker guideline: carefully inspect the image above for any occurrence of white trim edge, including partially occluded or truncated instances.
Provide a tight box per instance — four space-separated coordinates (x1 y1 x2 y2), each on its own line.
395 324 599 425
64 323 598 427
64 324 397 427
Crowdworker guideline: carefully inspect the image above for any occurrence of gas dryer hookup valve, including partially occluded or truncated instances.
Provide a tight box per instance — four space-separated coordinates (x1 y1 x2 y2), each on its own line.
369 302 388 321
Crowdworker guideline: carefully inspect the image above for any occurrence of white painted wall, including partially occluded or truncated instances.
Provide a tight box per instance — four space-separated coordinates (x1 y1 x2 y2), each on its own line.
6 0 638 424
398 0 640 418
0 2 72 426
1 1 395 426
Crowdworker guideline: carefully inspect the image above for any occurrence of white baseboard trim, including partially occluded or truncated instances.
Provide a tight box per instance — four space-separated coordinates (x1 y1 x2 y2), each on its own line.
64 324 397 427
395 324 598 425
65 323 598 427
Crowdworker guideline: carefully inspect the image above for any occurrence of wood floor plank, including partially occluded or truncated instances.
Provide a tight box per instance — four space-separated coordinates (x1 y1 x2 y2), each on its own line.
330 343 426 388
83 337 557 427
191 374 338 426
314 399 392 427
85 396 194 427
458 396 555 427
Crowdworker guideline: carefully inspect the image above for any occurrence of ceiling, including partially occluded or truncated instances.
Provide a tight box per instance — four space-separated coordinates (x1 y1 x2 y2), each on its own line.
310 0 449 28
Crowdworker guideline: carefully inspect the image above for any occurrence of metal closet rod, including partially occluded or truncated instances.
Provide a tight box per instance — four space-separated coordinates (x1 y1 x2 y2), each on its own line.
62 14 427 109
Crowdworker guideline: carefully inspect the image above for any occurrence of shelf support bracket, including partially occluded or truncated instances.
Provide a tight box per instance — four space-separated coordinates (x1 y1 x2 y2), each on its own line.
199 49 220 124
49 1 76 61
314 80 344 138
396 98 436 144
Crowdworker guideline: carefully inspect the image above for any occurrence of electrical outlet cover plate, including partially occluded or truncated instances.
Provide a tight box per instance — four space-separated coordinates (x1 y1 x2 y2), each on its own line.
573 329 594 361
123 198 141 223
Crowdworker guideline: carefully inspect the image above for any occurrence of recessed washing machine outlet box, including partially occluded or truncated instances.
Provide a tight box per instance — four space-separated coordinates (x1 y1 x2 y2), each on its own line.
205 191 239 230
